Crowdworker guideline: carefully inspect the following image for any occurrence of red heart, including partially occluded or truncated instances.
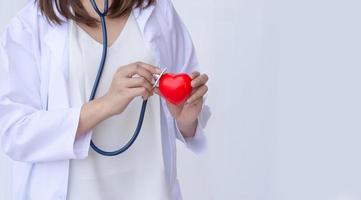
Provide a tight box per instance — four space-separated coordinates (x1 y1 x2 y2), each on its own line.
159 73 192 105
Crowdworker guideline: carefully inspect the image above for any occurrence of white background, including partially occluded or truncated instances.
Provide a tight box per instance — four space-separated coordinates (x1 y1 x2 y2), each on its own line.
1 0 361 199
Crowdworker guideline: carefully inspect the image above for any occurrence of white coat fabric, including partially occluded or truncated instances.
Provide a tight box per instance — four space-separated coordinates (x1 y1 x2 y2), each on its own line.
0 0 211 199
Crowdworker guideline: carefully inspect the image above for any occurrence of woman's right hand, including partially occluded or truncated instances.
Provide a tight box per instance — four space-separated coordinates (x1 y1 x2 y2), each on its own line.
102 62 161 116
76 62 160 138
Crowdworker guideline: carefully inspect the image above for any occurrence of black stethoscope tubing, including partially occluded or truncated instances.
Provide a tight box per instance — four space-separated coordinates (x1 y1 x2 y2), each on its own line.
88 0 148 156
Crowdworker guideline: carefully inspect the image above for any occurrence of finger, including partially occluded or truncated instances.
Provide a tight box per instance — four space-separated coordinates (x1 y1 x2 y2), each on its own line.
126 64 155 84
136 62 162 74
191 74 209 88
187 97 203 106
127 77 154 94
133 62 162 74
130 87 152 100
190 71 201 80
186 85 208 104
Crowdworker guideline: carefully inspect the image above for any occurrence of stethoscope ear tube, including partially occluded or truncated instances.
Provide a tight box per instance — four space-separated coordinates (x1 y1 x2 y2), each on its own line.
90 0 109 17
88 0 148 156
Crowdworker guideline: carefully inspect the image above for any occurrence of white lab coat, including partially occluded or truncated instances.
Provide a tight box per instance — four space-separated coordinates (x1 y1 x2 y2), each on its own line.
0 0 210 199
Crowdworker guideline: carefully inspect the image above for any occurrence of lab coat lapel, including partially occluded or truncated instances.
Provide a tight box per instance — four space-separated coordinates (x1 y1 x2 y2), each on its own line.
133 3 155 33
44 22 71 110
133 3 167 69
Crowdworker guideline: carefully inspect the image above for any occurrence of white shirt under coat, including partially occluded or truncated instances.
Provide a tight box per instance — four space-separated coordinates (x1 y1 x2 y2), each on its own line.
67 13 170 200
0 0 211 199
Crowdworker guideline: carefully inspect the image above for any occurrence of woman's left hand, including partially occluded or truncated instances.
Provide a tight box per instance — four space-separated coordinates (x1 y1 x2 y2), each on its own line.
155 71 209 138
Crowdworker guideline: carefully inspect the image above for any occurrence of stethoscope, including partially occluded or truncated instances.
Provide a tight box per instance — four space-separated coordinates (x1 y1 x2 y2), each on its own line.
88 0 166 156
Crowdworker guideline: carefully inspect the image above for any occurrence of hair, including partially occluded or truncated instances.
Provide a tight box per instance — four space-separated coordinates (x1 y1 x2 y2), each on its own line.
37 0 155 27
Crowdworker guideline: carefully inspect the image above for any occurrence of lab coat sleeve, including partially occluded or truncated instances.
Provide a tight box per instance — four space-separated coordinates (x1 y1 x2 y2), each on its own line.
0 17 89 163
161 0 211 153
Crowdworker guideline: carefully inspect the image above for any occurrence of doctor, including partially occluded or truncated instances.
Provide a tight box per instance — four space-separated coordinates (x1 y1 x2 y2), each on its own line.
0 0 210 199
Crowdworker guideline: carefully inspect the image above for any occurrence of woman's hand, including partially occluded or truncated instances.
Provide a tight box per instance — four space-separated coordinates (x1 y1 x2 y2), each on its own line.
102 62 161 116
75 62 160 138
156 71 209 138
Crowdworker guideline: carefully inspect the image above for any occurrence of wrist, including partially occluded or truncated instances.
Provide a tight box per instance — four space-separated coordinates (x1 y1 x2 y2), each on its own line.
176 118 198 138
97 95 116 118
76 96 113 138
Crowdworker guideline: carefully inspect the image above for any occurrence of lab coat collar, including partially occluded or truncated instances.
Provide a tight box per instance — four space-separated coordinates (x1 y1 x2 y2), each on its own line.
133 2 156 32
